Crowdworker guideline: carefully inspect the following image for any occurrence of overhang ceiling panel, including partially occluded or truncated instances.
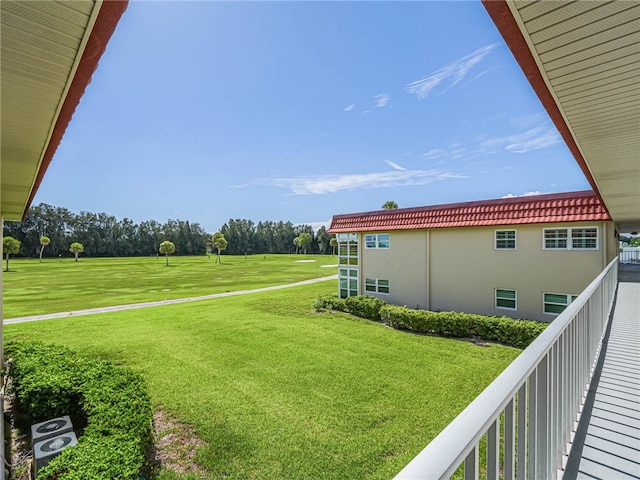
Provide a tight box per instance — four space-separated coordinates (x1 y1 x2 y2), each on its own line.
556 67 638 94
562 83 638 108
531 3 638 49
1 8 86 51
551 53 640 86
539 22 640 65
485 1 640 233
518 0 603 23
3 1 90 33
546 44 638 79
2 0 127 221
0 0 102 221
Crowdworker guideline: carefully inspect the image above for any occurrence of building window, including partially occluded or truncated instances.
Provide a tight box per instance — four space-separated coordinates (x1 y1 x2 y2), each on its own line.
339 268 358 299
544 293 578 315
571 228 598 250
338 233 358 266
544 227 598 250
496 289 517 310
365 278 390 294
364 233 390 249
495 230 516 250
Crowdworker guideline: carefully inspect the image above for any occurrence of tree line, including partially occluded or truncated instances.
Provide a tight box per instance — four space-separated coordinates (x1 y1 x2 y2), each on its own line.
2 203 336 259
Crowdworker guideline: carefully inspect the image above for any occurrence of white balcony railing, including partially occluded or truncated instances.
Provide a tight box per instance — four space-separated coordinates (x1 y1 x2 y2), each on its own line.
395 257 619 480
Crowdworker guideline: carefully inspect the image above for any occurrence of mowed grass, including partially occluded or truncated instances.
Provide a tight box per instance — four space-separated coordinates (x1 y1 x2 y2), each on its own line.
5 281 520 479
2 254 337 318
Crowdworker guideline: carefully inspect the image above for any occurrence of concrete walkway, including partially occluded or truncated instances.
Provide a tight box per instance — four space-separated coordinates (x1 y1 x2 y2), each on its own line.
4 274 337 325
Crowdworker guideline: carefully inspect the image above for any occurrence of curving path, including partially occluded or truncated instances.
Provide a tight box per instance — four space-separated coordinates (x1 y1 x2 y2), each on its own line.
5 274 338 325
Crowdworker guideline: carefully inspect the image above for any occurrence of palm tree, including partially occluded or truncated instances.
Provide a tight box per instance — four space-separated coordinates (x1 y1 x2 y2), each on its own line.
3 236 21 272
212 232 228 264
382 200 399 209
159 241 175 266
39 236 50 262
69 242 84 262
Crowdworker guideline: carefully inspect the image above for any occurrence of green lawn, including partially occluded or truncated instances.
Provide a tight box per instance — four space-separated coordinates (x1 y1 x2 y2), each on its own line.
2 254 337 318
5 280 520 479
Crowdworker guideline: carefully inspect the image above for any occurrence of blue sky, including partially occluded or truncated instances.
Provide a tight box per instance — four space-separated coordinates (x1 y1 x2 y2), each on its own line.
34 1 591 233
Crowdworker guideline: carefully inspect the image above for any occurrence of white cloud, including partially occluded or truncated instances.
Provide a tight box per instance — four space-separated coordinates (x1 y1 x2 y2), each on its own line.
479 127 561 154
374 93 390 107
422 149 450 160
344 104 355 112
501 191 544 198
406 43 499 100
250 169 467 195
297 220 332 232
384 159 406 171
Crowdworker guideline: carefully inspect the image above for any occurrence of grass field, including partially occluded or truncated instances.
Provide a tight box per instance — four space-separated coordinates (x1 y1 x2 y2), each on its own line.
3 256 520 479
2 254 337 318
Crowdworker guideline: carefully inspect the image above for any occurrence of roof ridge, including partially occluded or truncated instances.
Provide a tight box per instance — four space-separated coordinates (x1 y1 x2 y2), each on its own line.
328 190 610 233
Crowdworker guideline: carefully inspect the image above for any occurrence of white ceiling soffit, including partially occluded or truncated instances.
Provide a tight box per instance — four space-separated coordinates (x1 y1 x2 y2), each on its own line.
1 1 102 221
505 1 640 233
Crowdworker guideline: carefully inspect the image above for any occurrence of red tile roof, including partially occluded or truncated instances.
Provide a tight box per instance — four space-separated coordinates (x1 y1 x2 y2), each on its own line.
328 191 611 233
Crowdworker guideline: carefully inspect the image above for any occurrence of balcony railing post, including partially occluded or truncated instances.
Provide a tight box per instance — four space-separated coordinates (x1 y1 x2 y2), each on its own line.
517 382 528 479
528 372 537 479
464 446 478 480
487 418 500 479
504 397 516 480
536 356 549 478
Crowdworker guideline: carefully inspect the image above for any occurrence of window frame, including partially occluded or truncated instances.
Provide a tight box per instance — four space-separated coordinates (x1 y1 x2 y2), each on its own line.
364 233 390 249
543 227 599 251
495 288 517 311
338 233 359 266
365 277 390 295
571 227 599 250
495 229 517 250
339 268 359 299
543 292 579 316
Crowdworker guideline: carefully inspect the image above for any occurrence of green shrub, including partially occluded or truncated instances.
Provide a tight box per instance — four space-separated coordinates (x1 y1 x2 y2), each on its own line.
6 341 153 480
313 294 347 312
344 295 386 321
380 305 546 349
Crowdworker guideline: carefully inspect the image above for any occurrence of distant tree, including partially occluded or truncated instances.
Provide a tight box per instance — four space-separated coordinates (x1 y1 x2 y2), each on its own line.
382 200 399 209
212 232 228 264
297 232 313 254
39 236 50 262
69 242 84 262
159 240 175 266
330 237 338 256
3 236 21 272
293 236 300 254
316 226 330 255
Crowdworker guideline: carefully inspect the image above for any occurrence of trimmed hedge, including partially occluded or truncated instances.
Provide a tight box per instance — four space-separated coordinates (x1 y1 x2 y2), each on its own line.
345 296 386 321
380 305 547 349
314 294 385 320
314 294 547 349
313 294 347 312
6 342 153 480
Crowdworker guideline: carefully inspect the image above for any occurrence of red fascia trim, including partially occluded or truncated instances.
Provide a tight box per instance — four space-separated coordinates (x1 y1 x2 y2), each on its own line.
481 0 609 216
23 0 129 220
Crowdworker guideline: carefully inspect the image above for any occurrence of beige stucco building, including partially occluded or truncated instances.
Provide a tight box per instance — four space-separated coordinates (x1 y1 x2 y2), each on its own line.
328 191 617 322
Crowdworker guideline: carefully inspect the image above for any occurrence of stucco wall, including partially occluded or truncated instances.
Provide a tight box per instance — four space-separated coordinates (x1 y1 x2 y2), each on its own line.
358 221 615 323
360 231 428 308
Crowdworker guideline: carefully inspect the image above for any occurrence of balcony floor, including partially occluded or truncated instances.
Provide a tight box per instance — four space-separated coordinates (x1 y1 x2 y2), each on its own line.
564 265 640 479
